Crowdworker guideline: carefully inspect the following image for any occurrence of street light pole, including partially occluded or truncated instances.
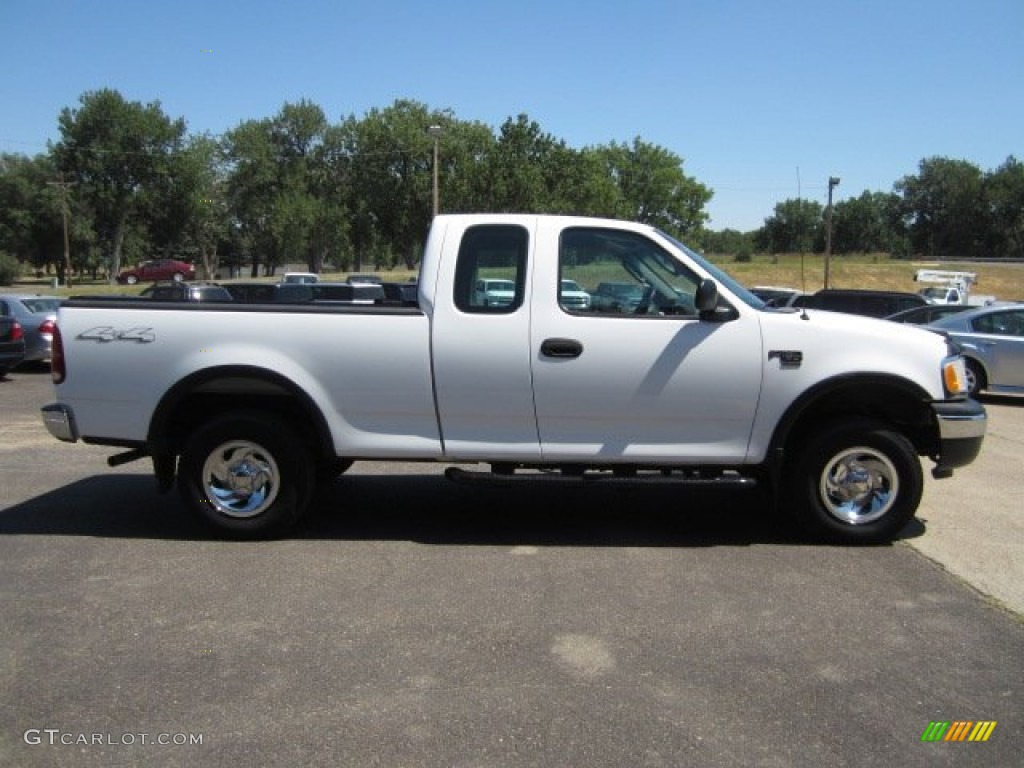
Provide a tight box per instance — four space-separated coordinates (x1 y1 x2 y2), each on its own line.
428 125 442 217
824 176 840 290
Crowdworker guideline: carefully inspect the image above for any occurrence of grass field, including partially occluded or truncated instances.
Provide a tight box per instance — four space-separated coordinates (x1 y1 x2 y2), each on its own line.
719 253 1024 300
9 252 1024 302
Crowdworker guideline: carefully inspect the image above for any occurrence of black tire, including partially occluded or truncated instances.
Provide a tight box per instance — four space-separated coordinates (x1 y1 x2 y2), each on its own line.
964 359 986 397
125 275 138 285
785 418 923 545
177 410 312 539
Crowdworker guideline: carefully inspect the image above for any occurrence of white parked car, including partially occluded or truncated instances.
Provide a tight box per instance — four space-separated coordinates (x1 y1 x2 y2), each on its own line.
559 279 591 310
282 272 318 284
474 278 516 308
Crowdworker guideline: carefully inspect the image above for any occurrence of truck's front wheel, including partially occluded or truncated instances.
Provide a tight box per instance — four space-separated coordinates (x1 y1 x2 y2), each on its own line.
178 411 312 539
786 418 922 544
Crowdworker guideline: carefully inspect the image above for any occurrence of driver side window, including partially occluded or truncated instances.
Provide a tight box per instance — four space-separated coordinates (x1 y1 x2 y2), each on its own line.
558 227 700 317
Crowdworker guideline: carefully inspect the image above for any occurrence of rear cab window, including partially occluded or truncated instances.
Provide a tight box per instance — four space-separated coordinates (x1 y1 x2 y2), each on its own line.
453 225 528 313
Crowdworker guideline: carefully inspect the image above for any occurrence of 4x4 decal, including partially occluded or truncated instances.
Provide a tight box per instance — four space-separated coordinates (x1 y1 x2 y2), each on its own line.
78 326 156 343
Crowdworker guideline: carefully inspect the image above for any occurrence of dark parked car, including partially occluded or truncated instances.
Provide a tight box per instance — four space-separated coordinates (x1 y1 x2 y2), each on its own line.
925 303 1024 396
226 281 388 305
141 281 233 302
313 282 385 304
0 293 61 364
792 289 927 318
591 282 646 313
221 282 281 302
884 303 973 325
381 281 419 305
116 258 196 285
0 316 25 377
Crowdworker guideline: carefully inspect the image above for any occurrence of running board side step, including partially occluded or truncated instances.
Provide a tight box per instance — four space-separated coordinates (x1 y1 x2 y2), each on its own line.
444 466 758 488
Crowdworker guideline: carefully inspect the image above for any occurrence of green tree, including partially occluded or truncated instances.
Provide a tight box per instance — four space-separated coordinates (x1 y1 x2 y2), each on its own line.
984 156 1024 258
484 114 555 213
52 89 187 282
0 153 62 274
545 144 620 217
832 191 901 254
224 116 277 276
756 198 823 254
180 134 230 279
895 156 987 257
224 100 330 275
308 124 353 273
595 138 711 238
701 228 756 256
430 119 497 215
341 100 447 269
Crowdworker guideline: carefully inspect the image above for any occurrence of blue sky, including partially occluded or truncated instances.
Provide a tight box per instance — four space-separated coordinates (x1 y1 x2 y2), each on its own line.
2 0 1021 232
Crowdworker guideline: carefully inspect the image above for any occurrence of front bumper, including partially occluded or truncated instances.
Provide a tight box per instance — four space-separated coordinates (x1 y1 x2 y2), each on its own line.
932 398 987 473
41 402 79 443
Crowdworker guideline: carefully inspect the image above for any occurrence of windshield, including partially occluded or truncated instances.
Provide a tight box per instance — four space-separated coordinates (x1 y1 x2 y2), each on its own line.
656 230 765 308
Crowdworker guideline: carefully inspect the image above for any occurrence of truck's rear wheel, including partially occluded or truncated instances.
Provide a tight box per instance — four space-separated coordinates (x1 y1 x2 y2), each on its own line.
178 410 312 539
786 418 922 544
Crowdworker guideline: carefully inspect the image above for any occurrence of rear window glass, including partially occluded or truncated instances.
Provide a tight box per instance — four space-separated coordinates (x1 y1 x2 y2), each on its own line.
454 225 528 313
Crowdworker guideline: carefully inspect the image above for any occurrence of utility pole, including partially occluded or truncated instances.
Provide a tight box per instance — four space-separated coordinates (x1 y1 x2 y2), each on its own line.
47 176 76 288
823 176 840 290
797 166 804 291
428 125 442 217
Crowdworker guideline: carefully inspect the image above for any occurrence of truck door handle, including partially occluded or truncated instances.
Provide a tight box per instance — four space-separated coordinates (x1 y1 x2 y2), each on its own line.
540 338 583 358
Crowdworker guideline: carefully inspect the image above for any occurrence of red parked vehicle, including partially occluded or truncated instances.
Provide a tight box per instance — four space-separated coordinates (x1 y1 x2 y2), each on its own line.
116 258 196 285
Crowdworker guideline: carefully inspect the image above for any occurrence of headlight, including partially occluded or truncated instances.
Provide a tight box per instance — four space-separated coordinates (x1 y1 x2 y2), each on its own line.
942 356 968 396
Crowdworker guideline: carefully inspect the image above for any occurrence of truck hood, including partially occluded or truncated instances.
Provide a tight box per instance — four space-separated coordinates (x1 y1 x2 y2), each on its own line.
757 307 954 398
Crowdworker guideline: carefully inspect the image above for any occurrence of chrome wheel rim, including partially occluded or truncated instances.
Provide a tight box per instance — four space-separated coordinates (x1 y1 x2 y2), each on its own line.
965 366 979 396
819 446 898 525
201 440 280 518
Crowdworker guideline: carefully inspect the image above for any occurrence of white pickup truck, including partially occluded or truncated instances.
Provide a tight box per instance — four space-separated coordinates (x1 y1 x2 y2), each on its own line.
41 214 986 543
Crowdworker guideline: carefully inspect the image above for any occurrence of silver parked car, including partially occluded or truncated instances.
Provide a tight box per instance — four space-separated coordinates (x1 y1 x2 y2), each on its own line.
883 303 973 325
0 294 61 365
925 303 1024 396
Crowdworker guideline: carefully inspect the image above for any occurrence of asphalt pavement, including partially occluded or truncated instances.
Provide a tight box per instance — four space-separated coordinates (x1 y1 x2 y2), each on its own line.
1 367 1021 767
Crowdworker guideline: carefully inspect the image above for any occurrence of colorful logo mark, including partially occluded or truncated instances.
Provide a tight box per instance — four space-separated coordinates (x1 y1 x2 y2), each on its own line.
921 721 997 742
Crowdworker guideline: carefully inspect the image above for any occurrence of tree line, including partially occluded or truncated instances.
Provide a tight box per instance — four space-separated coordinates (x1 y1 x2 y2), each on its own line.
725 156 1023 261
1 88 1021 285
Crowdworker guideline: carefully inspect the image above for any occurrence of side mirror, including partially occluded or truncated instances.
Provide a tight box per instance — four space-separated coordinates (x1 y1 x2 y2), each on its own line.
696 279 738 322
695 279 718 313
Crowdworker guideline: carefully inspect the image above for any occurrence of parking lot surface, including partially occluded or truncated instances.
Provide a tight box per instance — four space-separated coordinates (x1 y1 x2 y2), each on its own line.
1 367 1021 766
